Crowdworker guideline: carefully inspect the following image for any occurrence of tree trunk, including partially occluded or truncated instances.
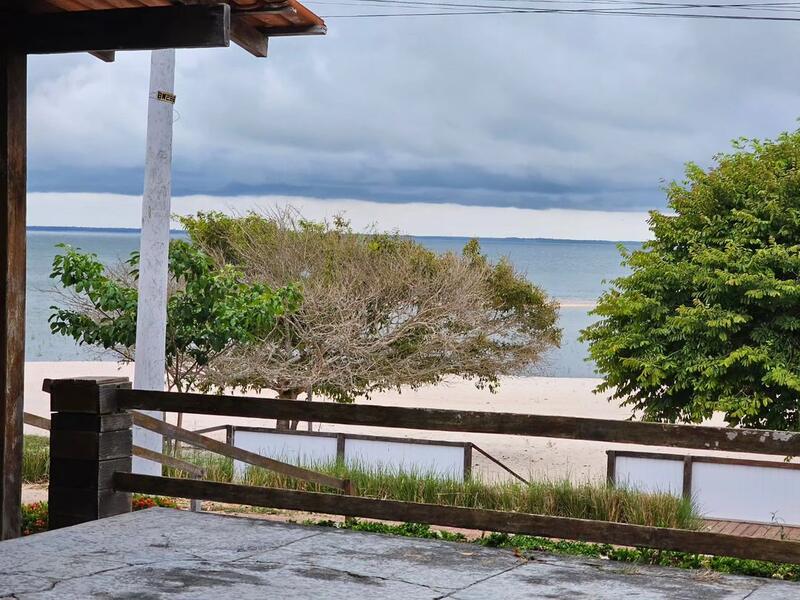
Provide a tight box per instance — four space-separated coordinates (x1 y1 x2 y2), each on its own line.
174 411 184 456
306 385 313 432
276 390 299 430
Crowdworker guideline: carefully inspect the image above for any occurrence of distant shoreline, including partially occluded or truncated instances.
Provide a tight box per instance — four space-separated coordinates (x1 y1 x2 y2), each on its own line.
28 225 188 236
559 301 597 309
28 225 638 245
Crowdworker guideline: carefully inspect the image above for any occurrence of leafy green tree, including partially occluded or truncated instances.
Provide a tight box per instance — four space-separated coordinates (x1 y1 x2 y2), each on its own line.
582 131 800 430
183 210 561 420
49 239 301 394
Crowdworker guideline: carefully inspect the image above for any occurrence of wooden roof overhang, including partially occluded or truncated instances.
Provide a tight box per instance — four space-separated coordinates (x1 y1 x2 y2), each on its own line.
2 0 327 59
0 0 326 541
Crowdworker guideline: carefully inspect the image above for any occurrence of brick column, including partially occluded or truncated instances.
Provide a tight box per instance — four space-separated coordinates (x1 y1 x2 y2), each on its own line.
47 377 133 529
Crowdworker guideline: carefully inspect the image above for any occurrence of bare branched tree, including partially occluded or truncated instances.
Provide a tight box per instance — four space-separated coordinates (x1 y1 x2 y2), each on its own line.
184 209 561 427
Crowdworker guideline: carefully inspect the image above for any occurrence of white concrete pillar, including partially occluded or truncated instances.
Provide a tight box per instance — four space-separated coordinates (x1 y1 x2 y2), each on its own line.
133 49 176 475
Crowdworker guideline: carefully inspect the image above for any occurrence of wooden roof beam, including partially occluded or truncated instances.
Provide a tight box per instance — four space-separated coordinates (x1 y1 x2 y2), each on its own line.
170 1 275 58
230 18 269 57
90 51 116 63
6 5 231 55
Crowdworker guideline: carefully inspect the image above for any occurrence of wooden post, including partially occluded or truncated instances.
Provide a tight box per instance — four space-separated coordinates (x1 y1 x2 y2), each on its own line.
0 47 26 541
682 455 693 500
606 450 616 486
48 378 134 529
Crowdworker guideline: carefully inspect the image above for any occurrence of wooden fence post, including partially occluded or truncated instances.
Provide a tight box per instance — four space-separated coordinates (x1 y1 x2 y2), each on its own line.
48 377 133 529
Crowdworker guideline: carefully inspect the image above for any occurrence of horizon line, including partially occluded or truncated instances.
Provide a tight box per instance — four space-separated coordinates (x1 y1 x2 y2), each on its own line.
27 225 641 245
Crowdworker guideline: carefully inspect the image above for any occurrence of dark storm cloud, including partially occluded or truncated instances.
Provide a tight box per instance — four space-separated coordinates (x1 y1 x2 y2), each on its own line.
26 14 800 212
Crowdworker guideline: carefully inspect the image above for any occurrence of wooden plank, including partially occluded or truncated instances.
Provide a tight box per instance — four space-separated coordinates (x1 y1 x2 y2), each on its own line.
23 412 51 432
682 455 692 500
7 5 231 55
132 412 347 491
336 433 345 461
253 24 325 36
471 443 528 485
49 378 131 414
118 389 800 456
172 0 270 56
42 376 130 394
50 430 132 461
729 522 749 537
48 486 131 527
89 51 116 62
24 413 194 477
232 424 472 449
720 521 740 535
0 48 26 542
132 445 205 478
115 473 800 564
739 523 761 538
230 16 268 56
51 412 132 433
49 456 131 490
606 450 616 485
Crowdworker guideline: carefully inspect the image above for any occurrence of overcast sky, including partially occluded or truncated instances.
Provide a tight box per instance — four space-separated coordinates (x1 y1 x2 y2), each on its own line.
27 12 800 239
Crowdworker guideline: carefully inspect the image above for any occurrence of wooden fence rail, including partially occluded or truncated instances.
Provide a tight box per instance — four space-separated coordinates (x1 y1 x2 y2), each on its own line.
115 472 800 564
42 377 800 565
117 389 800 456
132 412 348 491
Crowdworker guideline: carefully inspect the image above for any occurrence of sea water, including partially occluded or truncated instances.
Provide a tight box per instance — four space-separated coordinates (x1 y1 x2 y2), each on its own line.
26 229 640 377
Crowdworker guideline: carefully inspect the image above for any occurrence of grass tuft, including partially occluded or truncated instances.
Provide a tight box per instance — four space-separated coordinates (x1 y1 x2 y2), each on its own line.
165 451 700 529
23 435 50 483
22 437 700 528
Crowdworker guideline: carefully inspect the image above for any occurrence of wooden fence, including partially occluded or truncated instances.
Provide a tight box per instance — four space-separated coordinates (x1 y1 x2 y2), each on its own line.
45 376 800 564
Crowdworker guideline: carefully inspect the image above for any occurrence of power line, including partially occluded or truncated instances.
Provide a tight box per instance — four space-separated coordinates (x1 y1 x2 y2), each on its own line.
308 0 800 19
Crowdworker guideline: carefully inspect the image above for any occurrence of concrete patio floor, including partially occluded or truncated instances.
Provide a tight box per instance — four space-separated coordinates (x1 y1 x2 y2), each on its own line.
0 508 798 599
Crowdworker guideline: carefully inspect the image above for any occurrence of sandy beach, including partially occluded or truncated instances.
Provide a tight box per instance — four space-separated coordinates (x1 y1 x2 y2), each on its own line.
24 361 749 487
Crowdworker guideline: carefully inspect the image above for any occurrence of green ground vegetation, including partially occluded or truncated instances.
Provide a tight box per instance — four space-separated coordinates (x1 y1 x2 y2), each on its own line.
307 519 800 582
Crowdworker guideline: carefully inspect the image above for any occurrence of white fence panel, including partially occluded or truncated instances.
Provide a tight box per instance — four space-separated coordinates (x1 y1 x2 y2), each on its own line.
231 428 469 482
233 431 338 479
610 451 800 526
692 462 800 525
615 455 684 496
344 438 466 481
